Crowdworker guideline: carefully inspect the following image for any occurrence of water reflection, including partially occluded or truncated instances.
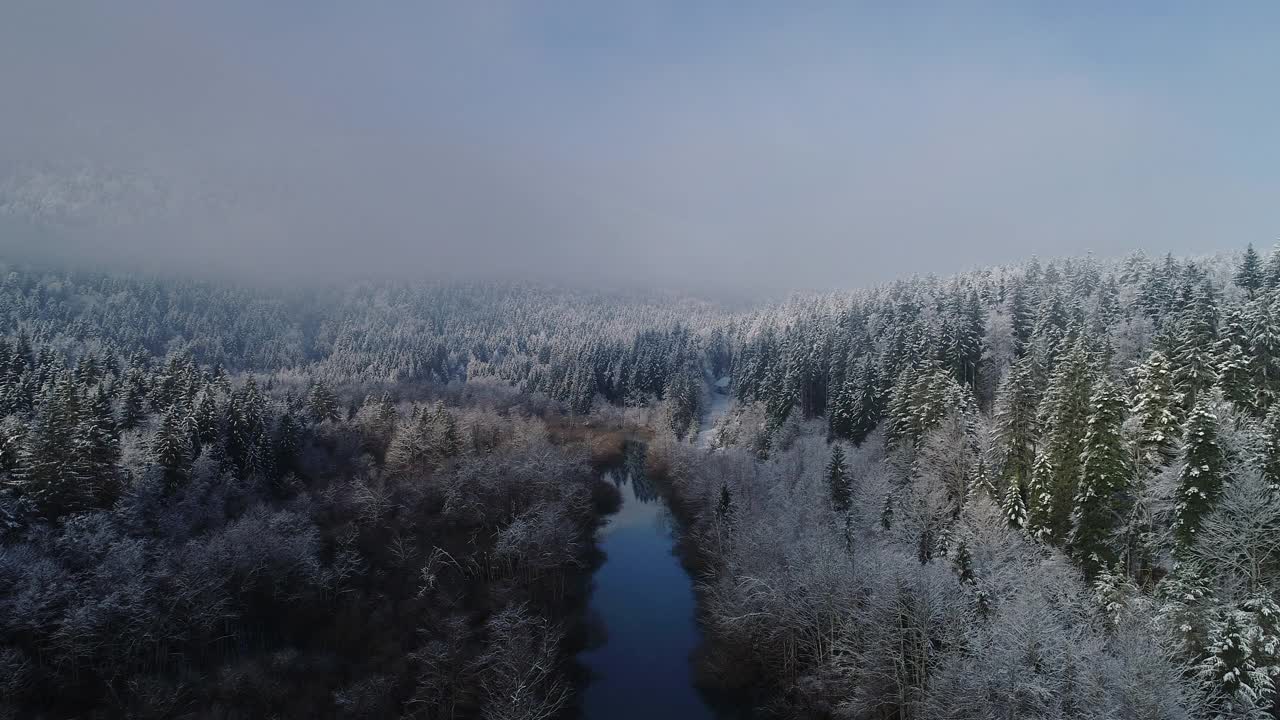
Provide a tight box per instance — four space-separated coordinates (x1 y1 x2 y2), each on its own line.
579 442 727 719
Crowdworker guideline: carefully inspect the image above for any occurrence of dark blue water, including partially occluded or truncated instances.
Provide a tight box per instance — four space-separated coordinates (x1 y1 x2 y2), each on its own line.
578 453 722 719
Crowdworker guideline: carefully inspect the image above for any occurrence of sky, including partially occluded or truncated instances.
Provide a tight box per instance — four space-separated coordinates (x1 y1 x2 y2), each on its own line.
0 1 1277 293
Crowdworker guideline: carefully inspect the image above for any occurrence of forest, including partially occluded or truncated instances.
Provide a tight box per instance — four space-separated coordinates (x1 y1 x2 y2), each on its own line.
1 245 1279 719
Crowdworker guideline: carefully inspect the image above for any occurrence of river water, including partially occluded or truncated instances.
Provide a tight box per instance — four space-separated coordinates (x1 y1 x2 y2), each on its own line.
577 443 730 719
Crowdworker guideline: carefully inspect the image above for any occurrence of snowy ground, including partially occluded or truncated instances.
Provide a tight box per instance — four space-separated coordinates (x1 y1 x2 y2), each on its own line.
695 380 732 450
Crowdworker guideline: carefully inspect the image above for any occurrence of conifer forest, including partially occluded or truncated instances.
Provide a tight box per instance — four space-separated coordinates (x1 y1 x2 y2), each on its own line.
0 247 1277 718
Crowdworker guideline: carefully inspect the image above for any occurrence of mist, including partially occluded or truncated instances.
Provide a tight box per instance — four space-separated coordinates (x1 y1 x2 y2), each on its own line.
2 2 1276 292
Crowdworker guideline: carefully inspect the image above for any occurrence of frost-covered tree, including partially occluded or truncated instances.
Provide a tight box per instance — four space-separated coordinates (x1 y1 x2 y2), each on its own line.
307 380 340 423
1027 336 1092 545
1071 377 1131 576
151 404 193 492
992 355 1038 516
1130 350 1183 473
1235 243 1265 298
1174 399 1227 550
826 443 851 515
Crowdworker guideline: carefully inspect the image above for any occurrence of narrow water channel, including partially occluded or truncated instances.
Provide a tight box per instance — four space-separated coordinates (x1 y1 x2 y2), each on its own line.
578 443 726 719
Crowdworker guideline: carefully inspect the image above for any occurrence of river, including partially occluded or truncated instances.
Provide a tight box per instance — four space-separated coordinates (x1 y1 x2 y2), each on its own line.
577 442 735 719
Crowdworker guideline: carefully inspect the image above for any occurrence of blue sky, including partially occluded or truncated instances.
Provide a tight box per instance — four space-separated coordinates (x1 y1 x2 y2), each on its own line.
1 2 1276 290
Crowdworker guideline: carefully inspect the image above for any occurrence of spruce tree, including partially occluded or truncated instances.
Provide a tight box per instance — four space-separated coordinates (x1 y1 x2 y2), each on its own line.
152 405 193 492
826 352 857 441
307 381 340 424
1071 377 1131 577
1261 405 1280 490
432 402 462 459
1174 399 1227 549
1235 244 1265 298
826 443 850 515
1001 480 1028 529
1130 350 1183 473
76 386 120 505
1010 279 1035 359
17 378 84 517
1266 244 1280 290
1172 284 1219 409
117 369 146 430
276 409 301 476
1027 336 1092 545
993 355 1039 516
848 354 881 445
193 389 221 447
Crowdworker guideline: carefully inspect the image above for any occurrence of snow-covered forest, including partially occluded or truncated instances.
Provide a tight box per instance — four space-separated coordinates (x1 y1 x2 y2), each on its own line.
2 246 1280 718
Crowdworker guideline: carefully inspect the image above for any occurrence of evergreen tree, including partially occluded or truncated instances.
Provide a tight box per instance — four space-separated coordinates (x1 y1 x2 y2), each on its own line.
226 378 265 474
1201 596 1280 711
118 369 146 430
827 351 858 440
1027 336 1093 545
276 409 301 476
1001 480 1028 529
1262 405 1280 490
1071 377 1131 577
826 443 850 515
880 492 894 531
16 378 85 517
1174 399 1227 549
193 389 221 447
1172 284 1219 408
431 402 462 459
1266 244 1280 290
1235 244 1265 298
152 405 193 492
993 355 1039 515
76 386 120 505
716 484 734 526
307 381 340 424
1009 278 1035 358
847 354 882 445
1130 350 1183 473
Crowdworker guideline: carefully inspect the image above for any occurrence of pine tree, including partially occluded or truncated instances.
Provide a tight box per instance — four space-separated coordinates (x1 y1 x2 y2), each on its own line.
1071 377 1131 577
826 444 850 515
1174 399 1227 549
1235 244 1265 298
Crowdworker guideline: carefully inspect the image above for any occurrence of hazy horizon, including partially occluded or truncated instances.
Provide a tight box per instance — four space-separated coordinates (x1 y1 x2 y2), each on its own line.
2 2 1277 293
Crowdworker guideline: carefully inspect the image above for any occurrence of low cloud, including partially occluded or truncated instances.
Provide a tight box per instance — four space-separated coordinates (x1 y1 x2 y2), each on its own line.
1 2 1275 292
